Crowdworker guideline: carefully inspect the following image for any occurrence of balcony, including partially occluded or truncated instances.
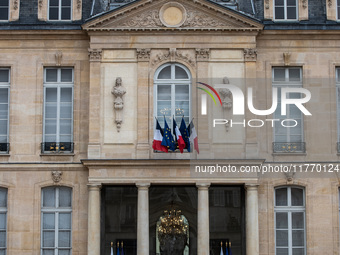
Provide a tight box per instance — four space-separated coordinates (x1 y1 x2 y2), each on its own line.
41 142 74 154
0 143 9 154
273 142 306 153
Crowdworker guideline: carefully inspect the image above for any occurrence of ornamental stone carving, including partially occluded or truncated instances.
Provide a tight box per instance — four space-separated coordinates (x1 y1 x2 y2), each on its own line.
51 171 63 183
55 51 63 66
39 0 43 9
283 52 291 66
328 0 332 7
152 49 196 68
88 49 102 62
219 77 233 110
244 48 257 62
196 48 210 61
13 0 19 10
77 0 82 9
118 10 163 27
182 10 227 28
265 0 269 9
111 77 126 132
136 48 151 61
302 0 307 9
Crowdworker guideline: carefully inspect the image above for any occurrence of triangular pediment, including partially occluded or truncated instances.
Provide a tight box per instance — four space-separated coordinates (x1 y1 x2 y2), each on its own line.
83 0 263 32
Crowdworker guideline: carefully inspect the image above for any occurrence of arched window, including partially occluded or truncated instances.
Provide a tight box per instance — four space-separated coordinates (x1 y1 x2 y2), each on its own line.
41 186 72 255
154 63 191 128
0 188 7 255
274 186 305 255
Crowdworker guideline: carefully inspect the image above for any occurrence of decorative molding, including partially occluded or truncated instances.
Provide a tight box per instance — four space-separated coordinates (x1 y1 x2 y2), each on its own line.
88 49 102 62
51 171 63 183
302 0 307 9
265 0 269 9
13 0 19 10
244 48 257 62
152 49 196 68
284 171 295 183
219 78 232 110
111 77 126 132
118 10 163 28
55 51 63 66
328 0 332 8
182 9 228 28
38 0 43 9
283 52 291 66
136 48 151 61
159 2 187 28
77 0 82 10
195 48 210 61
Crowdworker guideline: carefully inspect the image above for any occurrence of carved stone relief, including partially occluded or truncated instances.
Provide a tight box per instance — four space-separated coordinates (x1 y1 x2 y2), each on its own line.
219 77 233 132
51 171 63 183
328 0 332 7
136 48 151 61
265 0 269 9
55 51 63 66
13 0 19 10
39 0 43 9
196 48 210 61
111 77 126 132
117 10 163 28
302 0 307 9
88 49 102 62
244 48 257 62
152 49 196 68
283 52 291 66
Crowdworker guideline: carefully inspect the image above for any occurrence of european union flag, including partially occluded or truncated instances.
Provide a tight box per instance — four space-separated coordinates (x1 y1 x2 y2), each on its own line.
179 117 190 152
161 117 176 151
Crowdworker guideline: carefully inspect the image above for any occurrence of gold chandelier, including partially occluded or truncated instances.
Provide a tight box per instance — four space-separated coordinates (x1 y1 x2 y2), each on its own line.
158 209 188 236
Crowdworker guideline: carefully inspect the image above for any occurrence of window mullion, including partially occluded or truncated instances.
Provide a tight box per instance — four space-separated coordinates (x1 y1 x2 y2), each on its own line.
56 86 61 144
288 211 292 255
59 0 62 20
171 83 175 125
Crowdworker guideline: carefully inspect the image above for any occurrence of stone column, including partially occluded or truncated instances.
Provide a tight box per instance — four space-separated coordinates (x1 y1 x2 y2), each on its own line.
87 184 101 255
136 183 150 255
245 184 259 255
197 183 210 255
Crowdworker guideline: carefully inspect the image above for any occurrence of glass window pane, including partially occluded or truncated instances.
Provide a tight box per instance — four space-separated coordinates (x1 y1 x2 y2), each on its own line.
60 88 72 102
289 69 301 81
276 248 289 255
291 188 304 206
61 7 71 20
50 0 59 7
58 231 71 247
59 213 71 229
43 187 56 208
45 104 58 119
276 230 288 246
275 0 284 5
292 212 304 229
0 0 9 7
43 231 55 247
0 214 6 229
287 7 297 19
175 66 188 79
0 232 5 247
175 85 189 100
49 8 59 20
60 104 72 119
59 187 72 207
60 119 72 135
175 101 189 117
0 88 9 103
58 250 71 255
287 0 296 6
157 85 171 100
45 119 57 135
293 248 304 255
274 69 285 81
0 249 6 255
0 188 7 207
43 213 55 229
158 66 171 79
0 70 9 83
275 188 287 206
292 230 304 246
42 250 55 255
46 88 57 102
61 0 71 6
157 101 171 117
61 69 72 82
0 8 8 21
46 69 58 82
275 7 284 19
276 212 288 229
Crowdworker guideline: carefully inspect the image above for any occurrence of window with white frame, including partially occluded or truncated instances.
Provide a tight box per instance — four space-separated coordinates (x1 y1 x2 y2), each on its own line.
43 68 74 153
275 187 306 255
273 67 305 153
154 63 191 129
336 68 340 152
0 0 9 21
0 188 7 255
274 0 298 21
41 187 72 255
49 0 72 21
337 0 340 20
0 68 10 153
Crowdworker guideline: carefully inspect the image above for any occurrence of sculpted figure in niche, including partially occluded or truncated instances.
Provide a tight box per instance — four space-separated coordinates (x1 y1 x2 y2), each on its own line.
112 77 126 110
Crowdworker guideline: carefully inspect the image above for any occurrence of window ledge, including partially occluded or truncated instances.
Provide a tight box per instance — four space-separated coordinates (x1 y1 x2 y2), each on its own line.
40 153 75 157
272 153 307 156
0 153 10 157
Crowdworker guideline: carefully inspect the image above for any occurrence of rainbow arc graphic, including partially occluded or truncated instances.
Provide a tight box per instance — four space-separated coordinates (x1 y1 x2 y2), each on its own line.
197 82 222 106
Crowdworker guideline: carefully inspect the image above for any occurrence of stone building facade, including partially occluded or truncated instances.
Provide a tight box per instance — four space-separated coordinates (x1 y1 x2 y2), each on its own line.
0 0 339 255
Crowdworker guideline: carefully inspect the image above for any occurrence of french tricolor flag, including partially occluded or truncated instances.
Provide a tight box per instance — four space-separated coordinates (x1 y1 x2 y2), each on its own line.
152 119 168 152
188 120 199 154
173 117 186 153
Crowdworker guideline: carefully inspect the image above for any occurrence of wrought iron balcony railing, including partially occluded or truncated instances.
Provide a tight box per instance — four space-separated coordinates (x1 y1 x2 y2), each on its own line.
41 142 74 153
273 142 306 153
0 143 9 153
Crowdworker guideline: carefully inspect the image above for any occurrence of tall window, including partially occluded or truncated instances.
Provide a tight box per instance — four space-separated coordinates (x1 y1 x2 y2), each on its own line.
273 67 305 153
41 187 72 255
0 69 10 154
154 63 191 128
336 68 340 152
0 0 9 21
274 0 298 21
275 187 305 255
338 0 340 20
0 188 7 255
43 68 74 153
49 0 72 21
